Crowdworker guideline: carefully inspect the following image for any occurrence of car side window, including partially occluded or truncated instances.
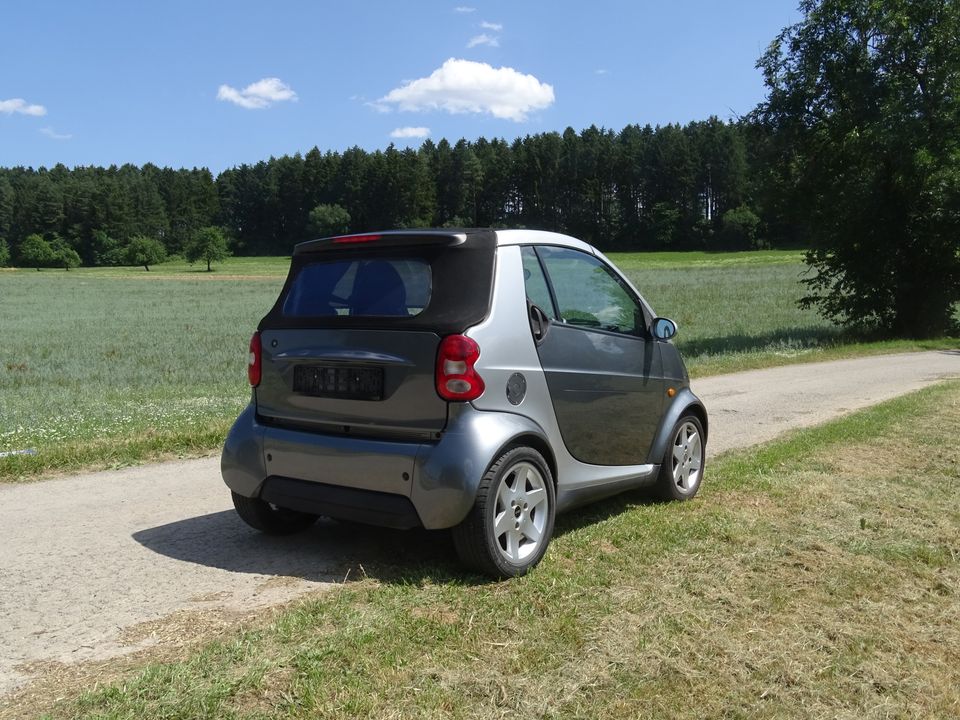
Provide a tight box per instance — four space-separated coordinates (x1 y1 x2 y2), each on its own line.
536 246 643 335
520 246 557 318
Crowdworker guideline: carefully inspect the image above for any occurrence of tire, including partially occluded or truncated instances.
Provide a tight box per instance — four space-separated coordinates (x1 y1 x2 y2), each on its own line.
231 491 318 535
655 415 705 501
452 446 556 579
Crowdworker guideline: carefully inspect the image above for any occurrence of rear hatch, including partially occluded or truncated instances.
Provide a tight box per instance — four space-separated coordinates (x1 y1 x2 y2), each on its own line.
255 230 496 440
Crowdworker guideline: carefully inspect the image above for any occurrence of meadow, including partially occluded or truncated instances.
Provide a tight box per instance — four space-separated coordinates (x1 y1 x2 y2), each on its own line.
0 251 953 480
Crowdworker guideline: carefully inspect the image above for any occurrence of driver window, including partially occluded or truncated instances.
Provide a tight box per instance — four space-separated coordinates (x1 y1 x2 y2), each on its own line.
536 246 642 335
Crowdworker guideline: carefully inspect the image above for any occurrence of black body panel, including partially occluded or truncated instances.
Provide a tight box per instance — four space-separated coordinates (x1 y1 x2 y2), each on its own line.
260 476 421 529
535 323 665 466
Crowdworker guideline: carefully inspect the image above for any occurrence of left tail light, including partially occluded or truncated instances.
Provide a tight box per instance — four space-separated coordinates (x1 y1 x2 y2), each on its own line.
436 334 485 401
248 331 261 387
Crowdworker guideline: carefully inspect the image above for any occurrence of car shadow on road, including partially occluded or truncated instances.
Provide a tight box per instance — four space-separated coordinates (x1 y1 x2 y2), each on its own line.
133 489 659 587
132 510 463 585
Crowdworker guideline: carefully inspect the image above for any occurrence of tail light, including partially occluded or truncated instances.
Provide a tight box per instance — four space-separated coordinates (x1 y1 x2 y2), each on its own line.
436 334 485 401
248 332 262 387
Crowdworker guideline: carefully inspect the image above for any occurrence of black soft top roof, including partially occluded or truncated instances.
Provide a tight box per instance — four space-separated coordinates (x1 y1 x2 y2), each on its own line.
261 229 497 334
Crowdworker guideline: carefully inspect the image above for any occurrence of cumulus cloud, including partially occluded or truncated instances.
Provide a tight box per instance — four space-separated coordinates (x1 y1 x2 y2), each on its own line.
40 127 72 140
480 21 502 31
217 78 297 109
467 33 499 48
390 126 431 139
454 6 476 12
0 98 47 116
379 58 554 122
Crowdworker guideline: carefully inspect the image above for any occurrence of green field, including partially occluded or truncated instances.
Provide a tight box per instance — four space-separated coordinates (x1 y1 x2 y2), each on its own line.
0 251 954 480
8 382 958 720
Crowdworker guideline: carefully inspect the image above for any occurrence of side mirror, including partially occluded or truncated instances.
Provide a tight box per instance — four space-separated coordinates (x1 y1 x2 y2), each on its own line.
652 317 677 340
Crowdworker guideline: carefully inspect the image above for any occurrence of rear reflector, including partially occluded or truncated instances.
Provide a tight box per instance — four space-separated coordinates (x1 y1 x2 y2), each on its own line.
436 334 484 401
248 332 261 387
332 233 382 244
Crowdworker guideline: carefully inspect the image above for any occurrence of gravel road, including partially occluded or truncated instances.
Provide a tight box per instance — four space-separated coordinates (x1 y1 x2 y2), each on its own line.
1 350 957 695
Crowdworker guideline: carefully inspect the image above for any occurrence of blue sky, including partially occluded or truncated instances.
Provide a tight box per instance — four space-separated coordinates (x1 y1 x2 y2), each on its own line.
2 1 800 174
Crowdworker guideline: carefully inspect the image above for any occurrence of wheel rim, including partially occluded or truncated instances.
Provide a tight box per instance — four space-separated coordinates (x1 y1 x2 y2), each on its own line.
670 421 703 493
492 461 549 564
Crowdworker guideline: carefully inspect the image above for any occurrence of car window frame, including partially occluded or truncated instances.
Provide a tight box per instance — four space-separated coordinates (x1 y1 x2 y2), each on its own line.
527 244 652 339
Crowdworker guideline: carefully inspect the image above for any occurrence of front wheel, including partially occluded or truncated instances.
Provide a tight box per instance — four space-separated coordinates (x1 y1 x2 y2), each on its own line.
655 415 705 501
452 446 556 578
231 491 318 535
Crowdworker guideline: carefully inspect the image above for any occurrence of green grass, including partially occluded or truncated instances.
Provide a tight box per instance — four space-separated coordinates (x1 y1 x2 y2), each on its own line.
1 252 955 482
9 381 958 720
0 268 281 478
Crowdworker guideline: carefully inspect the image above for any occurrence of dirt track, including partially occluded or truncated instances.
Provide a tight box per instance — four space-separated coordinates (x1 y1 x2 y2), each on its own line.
1 350 957 695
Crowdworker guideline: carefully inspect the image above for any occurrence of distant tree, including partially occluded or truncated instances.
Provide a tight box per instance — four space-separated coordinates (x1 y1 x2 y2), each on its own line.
0 238 9 267
650 203 680 246
89 230 125 266
51 236 81 270
757 0 960 336
125 235 167 271
720 205 763 249
307 203 350 238
185 226 230 271
18 234 56 270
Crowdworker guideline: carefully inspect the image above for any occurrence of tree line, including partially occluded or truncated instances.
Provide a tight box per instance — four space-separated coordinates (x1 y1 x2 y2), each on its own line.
1 0 956 337
0 117 780 270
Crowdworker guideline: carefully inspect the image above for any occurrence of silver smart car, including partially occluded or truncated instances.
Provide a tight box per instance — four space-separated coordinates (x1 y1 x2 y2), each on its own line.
222 229 707 577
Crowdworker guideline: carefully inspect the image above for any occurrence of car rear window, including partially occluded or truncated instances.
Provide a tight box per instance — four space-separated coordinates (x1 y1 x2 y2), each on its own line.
282 258 432 317
262 232 497 334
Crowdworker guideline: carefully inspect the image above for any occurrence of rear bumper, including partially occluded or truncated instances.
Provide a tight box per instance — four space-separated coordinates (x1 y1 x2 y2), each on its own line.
221 402 551 530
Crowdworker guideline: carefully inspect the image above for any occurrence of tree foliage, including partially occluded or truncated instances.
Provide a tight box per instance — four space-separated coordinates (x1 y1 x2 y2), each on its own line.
51 236 81 270
757 0 960 337
307 203 350 238
185 226 230 271
0 238 9 267
125 235 166 271
18 234 56 270
0 120 765 265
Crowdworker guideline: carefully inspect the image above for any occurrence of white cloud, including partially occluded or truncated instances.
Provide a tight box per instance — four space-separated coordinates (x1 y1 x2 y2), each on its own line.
454 6 476 12
390 126 431 139
0 98 47 116
480 21 502 31
217 77 297 109
467 33 499 48
365 100 392 114
40 127 72 140
379 58 554 122
595 68 609 75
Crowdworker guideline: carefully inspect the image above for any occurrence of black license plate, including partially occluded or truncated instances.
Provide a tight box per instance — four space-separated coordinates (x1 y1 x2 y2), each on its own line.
293 364 384 400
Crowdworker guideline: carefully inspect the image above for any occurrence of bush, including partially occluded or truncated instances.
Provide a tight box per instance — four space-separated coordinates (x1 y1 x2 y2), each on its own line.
720 205 763 249
307 204 350 238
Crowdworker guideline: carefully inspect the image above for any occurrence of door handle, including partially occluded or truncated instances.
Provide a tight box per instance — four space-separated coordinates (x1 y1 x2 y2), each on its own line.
528 302 550 344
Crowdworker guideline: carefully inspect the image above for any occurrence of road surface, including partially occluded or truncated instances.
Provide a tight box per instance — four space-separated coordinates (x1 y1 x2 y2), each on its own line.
1 350 957 695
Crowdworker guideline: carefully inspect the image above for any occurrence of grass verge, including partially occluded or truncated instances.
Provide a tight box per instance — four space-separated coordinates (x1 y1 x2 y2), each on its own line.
7 380 957 720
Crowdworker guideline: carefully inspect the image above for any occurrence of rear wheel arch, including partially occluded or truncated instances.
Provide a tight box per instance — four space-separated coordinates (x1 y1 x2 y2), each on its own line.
498 432 558 490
